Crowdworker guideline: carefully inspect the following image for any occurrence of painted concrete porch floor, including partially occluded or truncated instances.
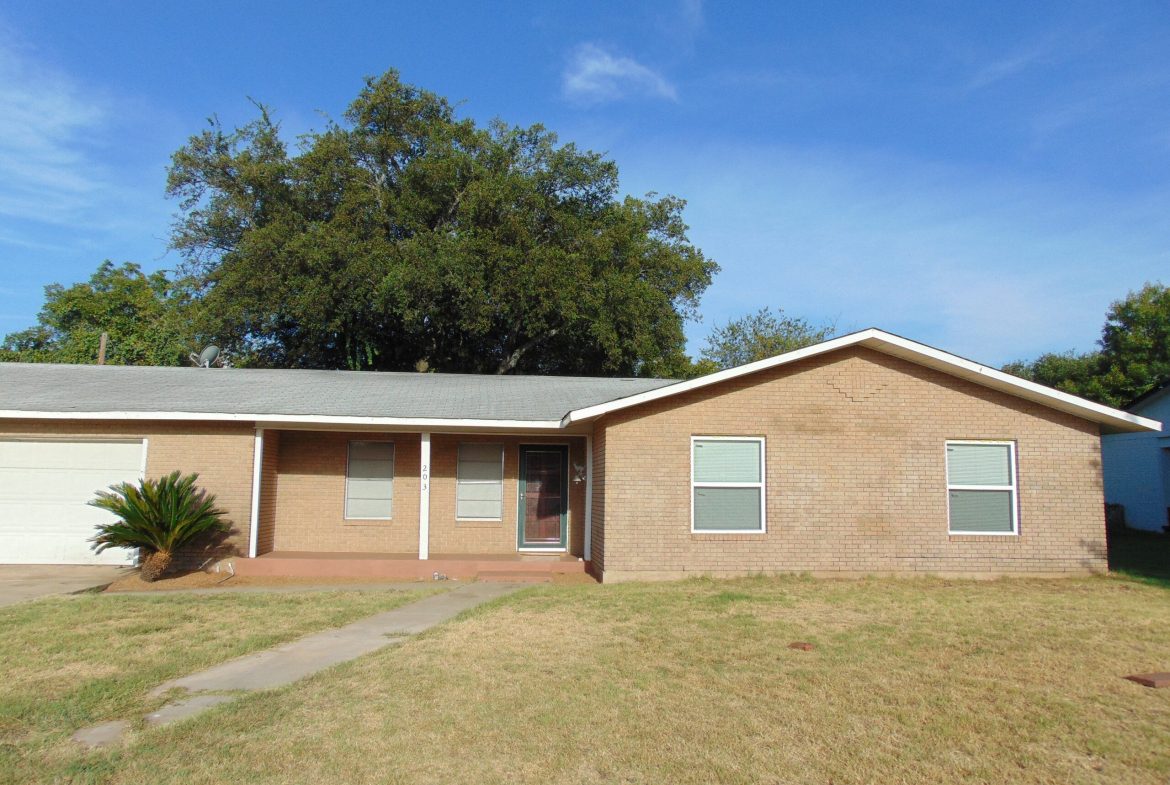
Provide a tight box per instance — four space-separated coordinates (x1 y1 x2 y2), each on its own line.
253 551 580 561
234 551 588 580
72 581 524 748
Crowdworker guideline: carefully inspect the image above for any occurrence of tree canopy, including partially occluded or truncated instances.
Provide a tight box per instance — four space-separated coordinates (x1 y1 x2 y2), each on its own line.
0 261 195 366
1003 283 1170 407
166 71 717 375
693 307 835 375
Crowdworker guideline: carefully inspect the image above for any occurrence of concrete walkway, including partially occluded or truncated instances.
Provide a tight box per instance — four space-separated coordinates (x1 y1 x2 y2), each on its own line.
72 581 522 748
0 565 128 607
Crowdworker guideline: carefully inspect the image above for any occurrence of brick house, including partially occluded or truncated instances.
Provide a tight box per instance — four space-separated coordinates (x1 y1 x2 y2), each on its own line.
0 329 1158 581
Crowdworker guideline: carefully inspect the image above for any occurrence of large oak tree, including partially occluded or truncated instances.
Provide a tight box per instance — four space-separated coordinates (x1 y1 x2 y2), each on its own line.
167 71 717 375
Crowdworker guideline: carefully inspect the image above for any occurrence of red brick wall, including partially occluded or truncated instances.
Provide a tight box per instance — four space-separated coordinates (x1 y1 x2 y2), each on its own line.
271 431 420 553
0 422 589 561
594 347 1107 581
268 431 587 556
427 434 587 556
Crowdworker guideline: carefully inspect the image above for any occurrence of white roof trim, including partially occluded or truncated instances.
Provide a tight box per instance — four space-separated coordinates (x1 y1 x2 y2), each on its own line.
0 410 564 430
563 328 1162 433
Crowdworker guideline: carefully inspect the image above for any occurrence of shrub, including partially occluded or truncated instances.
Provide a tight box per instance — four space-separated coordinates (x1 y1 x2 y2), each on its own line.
89 471 228 581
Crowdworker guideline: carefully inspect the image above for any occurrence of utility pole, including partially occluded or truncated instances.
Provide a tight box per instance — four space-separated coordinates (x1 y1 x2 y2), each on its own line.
97 332 108 365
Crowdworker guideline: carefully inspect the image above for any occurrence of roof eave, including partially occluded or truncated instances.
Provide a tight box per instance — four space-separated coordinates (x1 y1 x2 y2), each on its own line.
0 410 566 430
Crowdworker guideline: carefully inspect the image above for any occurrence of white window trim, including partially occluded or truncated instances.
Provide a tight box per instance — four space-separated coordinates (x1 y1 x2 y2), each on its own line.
344 439 395 521
455 442 505 522
945 439 1019 536
690 435 767 534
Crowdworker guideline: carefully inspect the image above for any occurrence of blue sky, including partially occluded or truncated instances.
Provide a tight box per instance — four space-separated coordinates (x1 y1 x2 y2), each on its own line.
1 1 1168 365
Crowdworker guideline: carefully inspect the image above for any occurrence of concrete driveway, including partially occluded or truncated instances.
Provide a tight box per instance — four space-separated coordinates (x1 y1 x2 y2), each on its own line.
0 565 129 607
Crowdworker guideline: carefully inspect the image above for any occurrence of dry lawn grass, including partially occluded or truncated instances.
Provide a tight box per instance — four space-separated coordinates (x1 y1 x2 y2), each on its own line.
61 575 1170 785
0 589 431 784
102 570 433 592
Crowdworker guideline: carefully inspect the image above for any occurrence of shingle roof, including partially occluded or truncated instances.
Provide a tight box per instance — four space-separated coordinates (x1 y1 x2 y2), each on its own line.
5 328 1156 433
0 363 678 423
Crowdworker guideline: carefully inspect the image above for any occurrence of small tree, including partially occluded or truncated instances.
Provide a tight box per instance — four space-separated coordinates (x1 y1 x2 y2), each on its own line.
89 471 228 582
1093 283 1170 405
1002 283 1170 407
1001 351 1102 397
0 261 197 366
698 307 835 371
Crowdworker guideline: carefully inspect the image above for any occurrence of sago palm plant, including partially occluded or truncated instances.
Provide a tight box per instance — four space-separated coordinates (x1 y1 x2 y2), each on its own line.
89 471 228 581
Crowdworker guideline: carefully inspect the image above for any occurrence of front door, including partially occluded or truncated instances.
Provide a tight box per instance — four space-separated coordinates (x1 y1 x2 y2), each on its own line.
518 445 568 549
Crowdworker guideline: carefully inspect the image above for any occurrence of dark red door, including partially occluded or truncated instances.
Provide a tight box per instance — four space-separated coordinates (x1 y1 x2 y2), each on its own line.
519 446 567 548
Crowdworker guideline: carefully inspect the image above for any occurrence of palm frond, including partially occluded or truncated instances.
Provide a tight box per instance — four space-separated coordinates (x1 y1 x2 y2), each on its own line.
88 471 228 555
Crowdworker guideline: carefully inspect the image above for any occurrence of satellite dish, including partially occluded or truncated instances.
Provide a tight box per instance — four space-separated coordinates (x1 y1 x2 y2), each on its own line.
189 345 221 368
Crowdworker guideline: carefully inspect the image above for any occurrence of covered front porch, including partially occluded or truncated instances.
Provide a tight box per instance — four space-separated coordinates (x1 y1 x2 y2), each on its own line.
241 427 594 577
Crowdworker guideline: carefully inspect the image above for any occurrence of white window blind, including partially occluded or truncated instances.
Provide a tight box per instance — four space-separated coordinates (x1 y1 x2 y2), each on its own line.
457 443 503 519
345 441 394 519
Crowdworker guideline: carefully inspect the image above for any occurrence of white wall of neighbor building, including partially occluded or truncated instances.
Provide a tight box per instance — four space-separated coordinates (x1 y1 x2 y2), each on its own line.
1102 390 1170 532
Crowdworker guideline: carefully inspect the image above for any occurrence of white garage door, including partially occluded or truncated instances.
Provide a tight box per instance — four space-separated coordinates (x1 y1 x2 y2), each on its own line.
0 439 145 565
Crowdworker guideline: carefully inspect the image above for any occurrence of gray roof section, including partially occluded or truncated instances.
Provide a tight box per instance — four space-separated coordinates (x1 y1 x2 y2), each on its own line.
0 363 679 422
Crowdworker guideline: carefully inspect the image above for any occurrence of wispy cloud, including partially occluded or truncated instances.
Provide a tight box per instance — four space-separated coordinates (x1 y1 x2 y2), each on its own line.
562 43 678 104
0 30 176 338
672 0 704 44
967 44 1052 90
680 0 703 31
0 229 76 253
0 35 114 228
615 142 1170 365
963 29 1097 92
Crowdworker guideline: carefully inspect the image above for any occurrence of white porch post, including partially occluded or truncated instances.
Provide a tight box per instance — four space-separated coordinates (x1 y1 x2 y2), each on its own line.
419 432 431 560
584 433 593 561
247 428 265 558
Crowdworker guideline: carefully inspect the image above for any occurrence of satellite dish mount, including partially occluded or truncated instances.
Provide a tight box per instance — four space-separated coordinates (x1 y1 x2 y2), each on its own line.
189 345 223 368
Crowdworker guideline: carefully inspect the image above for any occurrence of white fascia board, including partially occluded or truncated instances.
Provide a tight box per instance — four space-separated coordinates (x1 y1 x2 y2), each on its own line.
562 328 1162 433
0 410 565 430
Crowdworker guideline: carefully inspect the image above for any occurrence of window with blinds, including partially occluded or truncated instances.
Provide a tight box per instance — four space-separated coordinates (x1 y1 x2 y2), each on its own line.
946 441 1018 534
691 437 766 532
457 443 504 520
345 441 394 520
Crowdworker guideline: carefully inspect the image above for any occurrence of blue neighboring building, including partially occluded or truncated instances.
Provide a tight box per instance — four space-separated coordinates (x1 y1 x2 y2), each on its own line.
1102 384 1170 532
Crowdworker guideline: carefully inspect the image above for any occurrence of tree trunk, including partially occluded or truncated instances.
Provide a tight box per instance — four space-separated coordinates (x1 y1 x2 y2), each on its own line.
139 550 173 582
496 329 557 374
